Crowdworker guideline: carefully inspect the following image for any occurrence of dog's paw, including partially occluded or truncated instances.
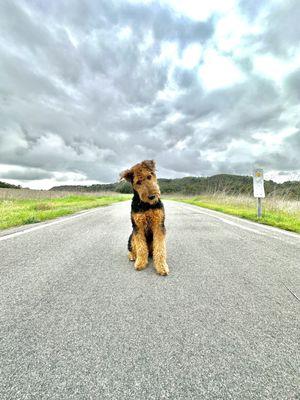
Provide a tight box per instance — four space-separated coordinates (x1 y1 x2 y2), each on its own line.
134 259 147 271
156 263 169 276
128 252 135 262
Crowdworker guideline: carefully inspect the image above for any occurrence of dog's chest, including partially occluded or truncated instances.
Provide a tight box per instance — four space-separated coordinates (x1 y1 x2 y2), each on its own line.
134 209 162 229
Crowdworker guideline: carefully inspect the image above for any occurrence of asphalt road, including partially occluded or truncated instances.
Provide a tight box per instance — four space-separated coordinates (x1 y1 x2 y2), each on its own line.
1 200 299 400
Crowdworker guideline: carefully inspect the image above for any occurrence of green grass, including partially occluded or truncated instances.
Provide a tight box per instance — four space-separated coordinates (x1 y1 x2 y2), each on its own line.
169 194 300 233
0 194 130 230
2 190 299 234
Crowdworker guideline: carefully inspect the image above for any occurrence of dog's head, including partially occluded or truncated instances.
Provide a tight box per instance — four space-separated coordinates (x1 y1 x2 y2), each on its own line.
120 160 160 204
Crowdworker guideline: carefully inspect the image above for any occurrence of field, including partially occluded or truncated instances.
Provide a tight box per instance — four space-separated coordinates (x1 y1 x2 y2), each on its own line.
1 188 300 233
0 189 130 230
169 193 300 233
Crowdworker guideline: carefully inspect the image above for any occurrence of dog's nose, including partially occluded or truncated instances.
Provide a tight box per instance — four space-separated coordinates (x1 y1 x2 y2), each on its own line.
148 195 156 200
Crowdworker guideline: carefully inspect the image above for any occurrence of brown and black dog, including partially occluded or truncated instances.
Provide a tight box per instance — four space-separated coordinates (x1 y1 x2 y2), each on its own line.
120 160 169 276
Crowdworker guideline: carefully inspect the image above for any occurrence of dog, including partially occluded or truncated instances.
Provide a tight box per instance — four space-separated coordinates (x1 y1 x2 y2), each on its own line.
120 160 169 276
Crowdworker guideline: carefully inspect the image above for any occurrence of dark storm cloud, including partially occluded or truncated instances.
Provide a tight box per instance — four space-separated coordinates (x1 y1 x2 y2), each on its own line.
275 131 300 171
246 0 300 57
256 152 300 171
173 66 199 89
0 1 83 84
0 0 299 186
0 167 53 181
173 75 284 154
157 148 212 175
46 0 214 48
238 0 269 19
284 68 300 102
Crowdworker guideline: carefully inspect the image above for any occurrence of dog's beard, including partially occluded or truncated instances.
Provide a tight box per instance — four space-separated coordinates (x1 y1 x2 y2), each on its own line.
140 193 160 204
148 197 159 205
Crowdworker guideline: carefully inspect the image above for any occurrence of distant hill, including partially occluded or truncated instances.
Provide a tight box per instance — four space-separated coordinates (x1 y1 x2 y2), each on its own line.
0 181 22 189
50 174 300 199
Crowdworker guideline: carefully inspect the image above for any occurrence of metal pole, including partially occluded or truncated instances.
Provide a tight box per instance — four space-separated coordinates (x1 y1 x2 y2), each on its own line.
257 197 262 218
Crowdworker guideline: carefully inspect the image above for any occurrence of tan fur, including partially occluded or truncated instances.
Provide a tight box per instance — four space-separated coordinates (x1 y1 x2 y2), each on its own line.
130 209 169 275
121 160 169 276
120 160 160 204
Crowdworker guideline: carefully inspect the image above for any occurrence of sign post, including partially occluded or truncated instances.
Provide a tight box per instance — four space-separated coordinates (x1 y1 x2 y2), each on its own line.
257 197 262 218
253 168 265 218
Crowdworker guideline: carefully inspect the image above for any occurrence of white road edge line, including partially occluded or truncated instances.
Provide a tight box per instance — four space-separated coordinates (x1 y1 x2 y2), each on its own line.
180 205 266 236
177 202 300 241
1 200 299 243
0 207 104 242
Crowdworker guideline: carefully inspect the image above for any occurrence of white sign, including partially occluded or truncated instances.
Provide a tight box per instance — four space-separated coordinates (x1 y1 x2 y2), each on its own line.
253 168 265 198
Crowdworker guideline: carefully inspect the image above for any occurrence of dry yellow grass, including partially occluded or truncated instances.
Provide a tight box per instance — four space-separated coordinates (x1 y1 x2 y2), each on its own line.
202 192 300 214
169 192 300 233
2 189 300 232
0 188 117 200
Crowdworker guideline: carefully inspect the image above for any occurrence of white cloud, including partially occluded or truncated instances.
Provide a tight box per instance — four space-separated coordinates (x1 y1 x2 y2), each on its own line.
0 0 299 187
265 170 300 183
252 128 297 150
163 0 236 21
214 11 257 53
253 54 300 82
118 26 133 40
180 43 202 69
199 49 245 90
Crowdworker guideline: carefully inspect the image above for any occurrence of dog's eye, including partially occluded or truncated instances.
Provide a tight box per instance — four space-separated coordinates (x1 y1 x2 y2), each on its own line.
147 175 151 180
136 180 142 185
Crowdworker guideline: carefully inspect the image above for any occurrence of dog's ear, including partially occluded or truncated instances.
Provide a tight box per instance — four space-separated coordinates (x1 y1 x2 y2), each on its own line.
142 160 156 172
119 168 133 182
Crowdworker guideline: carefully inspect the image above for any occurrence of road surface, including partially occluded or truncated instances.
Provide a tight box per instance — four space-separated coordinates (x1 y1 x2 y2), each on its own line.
1 201 299 399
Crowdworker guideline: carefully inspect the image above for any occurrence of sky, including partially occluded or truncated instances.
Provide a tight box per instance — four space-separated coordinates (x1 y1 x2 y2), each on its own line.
0 0 300 189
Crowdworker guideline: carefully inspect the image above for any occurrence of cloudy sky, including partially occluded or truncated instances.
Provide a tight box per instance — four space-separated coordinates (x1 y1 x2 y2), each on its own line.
1 0 300 189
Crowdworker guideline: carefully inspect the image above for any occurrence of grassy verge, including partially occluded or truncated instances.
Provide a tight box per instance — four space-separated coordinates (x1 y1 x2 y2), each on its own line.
0 194 130 230
169 194 300 233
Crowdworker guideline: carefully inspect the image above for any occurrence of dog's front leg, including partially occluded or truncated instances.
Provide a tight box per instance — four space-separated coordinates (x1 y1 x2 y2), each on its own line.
134 231 148 271
153 225 169 276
